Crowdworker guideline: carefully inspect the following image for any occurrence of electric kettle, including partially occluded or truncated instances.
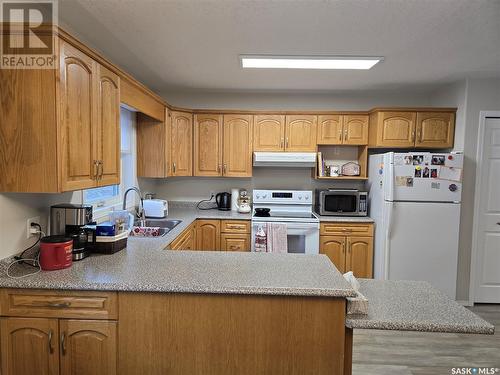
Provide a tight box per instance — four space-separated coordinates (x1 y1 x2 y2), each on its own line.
216 192 231 211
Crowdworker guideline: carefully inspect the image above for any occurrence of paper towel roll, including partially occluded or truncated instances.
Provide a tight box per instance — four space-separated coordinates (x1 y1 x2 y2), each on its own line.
231 188 240 211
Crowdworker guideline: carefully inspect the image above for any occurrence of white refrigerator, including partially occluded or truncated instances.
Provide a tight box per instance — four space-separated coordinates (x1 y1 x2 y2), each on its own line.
368 152 463 299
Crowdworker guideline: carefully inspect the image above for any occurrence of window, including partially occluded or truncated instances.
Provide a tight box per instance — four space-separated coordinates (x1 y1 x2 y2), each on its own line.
83 107 137 218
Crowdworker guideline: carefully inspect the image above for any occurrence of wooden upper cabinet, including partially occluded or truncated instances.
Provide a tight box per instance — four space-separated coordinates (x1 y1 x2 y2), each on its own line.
346 236 373 278
59 41 98 191
60 320 117 375
137 112 168 178
1 317 59 375
343 115 368 145
169 111 193 176
285 115 318 151
194 114 223 176
96 65 120 187
223 114 253 177
196 220 221 250
320 236 346 273
253 115 285 151
416 112 455 148
317 115 343 145
369 111 416 148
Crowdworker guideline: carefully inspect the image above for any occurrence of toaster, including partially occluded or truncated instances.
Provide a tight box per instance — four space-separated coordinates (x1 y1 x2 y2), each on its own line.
143 199 168 219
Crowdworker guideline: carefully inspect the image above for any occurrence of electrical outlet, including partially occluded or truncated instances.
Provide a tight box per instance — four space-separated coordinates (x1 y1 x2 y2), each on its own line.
26 216 41 239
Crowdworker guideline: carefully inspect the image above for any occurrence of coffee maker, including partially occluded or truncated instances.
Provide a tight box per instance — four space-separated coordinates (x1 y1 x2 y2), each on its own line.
50 204 93 260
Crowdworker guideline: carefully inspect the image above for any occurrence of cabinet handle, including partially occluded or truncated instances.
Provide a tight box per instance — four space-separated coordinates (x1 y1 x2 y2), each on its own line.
229 245 238 250
342 241 346 254
411 128 416 142
93 160 99 180
347 238 351 253
223 164 227 174
339 129 342 141
173 162 176 173
61 332 67 355
98 160 103 180
285 137 289 148
344 130 348 141
48 329 54 354
280 137 284 149
46 302 71 308
217 164 221 174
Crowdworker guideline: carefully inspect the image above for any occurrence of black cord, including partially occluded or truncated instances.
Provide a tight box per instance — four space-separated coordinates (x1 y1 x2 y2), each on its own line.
196 194 218 210
15 223 42 261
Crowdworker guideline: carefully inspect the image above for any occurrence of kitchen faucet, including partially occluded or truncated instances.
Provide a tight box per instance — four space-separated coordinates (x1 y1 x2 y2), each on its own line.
123 187 146 225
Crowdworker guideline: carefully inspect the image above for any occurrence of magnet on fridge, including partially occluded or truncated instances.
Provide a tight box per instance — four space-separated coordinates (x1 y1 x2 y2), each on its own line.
414 168 422 178
406 177 414 187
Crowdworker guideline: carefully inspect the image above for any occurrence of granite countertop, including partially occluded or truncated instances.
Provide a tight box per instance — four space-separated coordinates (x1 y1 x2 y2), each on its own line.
0 205 355 297
346 279 494 334
316 215 374 223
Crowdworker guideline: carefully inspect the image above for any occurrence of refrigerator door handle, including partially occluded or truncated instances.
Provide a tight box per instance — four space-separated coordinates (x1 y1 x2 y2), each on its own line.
384 201 394 280
384 153 395 202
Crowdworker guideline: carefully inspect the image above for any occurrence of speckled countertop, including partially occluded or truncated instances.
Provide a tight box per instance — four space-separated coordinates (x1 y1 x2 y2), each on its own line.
316 214 374 223
345 279 494 334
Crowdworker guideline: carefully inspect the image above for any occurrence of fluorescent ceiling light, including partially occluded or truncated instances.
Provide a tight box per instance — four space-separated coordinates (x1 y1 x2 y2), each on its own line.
240 55 383 70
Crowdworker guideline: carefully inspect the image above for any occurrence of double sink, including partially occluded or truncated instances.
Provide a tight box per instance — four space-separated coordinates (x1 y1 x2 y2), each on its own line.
133 219 182 237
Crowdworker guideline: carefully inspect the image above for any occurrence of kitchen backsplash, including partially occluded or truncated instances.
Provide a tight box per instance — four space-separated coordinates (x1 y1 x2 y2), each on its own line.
139 167 365 201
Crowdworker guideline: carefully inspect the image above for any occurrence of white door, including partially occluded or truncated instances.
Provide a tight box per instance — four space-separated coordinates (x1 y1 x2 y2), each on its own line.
387 201 460 299
474 117 500 303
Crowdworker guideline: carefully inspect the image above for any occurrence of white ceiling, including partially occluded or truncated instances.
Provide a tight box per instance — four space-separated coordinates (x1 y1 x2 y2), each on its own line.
59 0 500 94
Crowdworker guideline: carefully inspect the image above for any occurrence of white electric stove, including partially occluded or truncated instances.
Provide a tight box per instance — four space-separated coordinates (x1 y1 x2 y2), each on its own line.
251 190 319 253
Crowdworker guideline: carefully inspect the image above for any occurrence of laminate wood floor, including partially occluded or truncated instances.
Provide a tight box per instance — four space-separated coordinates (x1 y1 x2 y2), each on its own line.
352 304 500 375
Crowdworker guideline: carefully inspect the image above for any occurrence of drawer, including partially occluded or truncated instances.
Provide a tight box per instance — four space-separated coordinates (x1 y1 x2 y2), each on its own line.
220 233 250 252
320 222 373 236
221 220 250 234
0 289 118 319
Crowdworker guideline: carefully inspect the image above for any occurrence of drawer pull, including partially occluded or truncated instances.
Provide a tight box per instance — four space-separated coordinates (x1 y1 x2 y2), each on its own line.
46 302 71 308
229 246 238 250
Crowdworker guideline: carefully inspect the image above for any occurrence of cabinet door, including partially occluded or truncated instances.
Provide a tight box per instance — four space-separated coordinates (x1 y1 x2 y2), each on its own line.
194 114 223 176
285 115 317 151
253 115 285 151
345 236 373 278
376 111 416 148
59 41 98 191
1 317 59 375
319 236 346 273
196 220 221 250
415 112 455 148
317 115 343 145
60 320 117 375
96 65 120 186
343 115 369 145
223 114 253 177
221 233 250 251
170 111 193 176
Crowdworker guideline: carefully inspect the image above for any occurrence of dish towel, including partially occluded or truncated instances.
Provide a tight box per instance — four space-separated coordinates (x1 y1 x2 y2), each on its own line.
266 223 288 253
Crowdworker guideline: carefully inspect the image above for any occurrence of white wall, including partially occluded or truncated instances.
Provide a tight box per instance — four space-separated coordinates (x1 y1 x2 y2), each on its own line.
430 78 500 302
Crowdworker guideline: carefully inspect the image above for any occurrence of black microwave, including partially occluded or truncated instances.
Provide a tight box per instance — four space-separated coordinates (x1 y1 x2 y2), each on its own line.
315 189 368 216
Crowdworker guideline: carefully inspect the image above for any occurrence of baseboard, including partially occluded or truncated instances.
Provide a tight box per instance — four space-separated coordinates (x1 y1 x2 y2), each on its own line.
456 299 473 307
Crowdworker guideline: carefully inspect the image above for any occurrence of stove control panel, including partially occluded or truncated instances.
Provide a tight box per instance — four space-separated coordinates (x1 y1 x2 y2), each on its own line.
253 190 313 204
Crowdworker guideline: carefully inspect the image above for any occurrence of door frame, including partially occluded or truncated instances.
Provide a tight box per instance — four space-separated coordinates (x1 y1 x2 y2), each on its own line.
469 111 500 305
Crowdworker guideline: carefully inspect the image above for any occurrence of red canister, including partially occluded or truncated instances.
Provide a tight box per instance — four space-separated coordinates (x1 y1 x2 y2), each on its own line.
39 236 73 271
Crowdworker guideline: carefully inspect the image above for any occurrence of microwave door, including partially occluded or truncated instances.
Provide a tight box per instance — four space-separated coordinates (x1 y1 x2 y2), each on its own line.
324 194 358 214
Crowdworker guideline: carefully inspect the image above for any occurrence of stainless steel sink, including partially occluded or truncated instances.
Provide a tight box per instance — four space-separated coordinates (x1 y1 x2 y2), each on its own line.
132 219 182 237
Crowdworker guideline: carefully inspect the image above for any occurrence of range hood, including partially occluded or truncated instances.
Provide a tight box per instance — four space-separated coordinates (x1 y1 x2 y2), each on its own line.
253 152 317 167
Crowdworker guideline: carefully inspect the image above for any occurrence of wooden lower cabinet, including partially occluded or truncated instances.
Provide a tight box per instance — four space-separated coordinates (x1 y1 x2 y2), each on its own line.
346 236 373 279
169 223 196 250
320 223 374 278
319 236 346 273
196 219 221 250
0 317 59 375
60 320 117 375
0 317 116 375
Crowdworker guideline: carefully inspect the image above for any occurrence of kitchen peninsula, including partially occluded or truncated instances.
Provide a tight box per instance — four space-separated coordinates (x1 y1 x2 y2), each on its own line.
0 224 493 375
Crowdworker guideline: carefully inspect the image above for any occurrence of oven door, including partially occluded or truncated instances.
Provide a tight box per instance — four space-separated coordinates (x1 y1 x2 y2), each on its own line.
251 221 319 254
321 192 359 216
